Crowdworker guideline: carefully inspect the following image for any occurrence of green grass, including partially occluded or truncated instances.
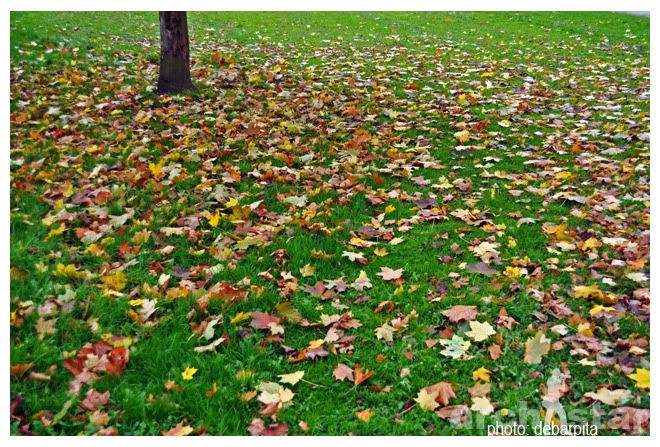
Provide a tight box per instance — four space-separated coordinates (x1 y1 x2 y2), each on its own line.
10 11 649 436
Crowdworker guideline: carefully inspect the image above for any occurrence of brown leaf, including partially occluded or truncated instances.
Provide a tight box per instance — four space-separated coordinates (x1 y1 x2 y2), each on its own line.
442 305 478 323
248 418 288 436
488 344 502 360
425 381 456 406
435 405 469 425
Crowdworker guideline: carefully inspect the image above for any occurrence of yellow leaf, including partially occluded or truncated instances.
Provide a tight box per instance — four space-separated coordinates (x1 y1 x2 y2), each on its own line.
454 129 470 144
555 171 575 181
472 367 492 382
299 264 315 278
181 367 198 381
374 248 388 257
102 270 127 292
355 408 374 422
384 204 396 214
573 284 604 300
627 368 650 389
149 159 165 177
208 211 220 228
414 389 439 411
54 263 83 279
236 369 255 381
230 312 251 325
588 305 615 316
581 237 601 251
87 243 106 257
62 182 74 198
577 322 594 336
278 371 305 385
239 390 257 402
47 225 67 239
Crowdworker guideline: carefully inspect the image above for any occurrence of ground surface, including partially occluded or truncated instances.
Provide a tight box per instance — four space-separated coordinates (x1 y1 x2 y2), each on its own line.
10 12 650 436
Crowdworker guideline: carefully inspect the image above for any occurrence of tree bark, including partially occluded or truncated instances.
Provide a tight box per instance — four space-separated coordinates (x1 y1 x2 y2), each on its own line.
157 11 194 94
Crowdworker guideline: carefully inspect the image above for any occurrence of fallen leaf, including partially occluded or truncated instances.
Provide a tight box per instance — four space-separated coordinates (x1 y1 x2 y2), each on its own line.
376 267 403 281
442 305 478 323
627 368 650 389
465 321 496 342
181 367 198 381
524 332 551 365
278 371 305 386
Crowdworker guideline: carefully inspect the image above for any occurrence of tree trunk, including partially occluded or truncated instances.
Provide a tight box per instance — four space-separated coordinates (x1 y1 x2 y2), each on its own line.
157 11 194 94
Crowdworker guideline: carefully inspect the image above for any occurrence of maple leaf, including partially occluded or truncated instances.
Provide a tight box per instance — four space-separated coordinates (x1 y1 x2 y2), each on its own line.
472 367 492 382
351 270 373 291
208 211 220 227
162 423 193 436
373 247 388 257
278 371 304 385
248 418 288 436
89 410 111 428
149 159 165 177
355 408 374 422
471 241 500 263
274 302 302 324
436 405 470 425
454 129 470 144
470 396 494 415
425 381 456 406
439 335 471 359
376 267 403 281
341 251 368 264
468 382 491 398
543 223 569 241
375 323 395 342
299 263 315 277
353 364 374 386
181 367 198 381
484 343 500 360
626 272 649 283
333 363 354 382
80 389 110 412
414 389 439 411
627 368 650 389
465 321 496 342
585 388 632 406
102 270 127 292
35 317 57 341
256 381 294 405
465 262 497 276
524 331 551 365
250 312 281 330
573 284 604 300
442 305 478 323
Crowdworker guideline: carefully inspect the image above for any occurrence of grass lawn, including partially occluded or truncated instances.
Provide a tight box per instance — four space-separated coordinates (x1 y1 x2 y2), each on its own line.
10 11 650 436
